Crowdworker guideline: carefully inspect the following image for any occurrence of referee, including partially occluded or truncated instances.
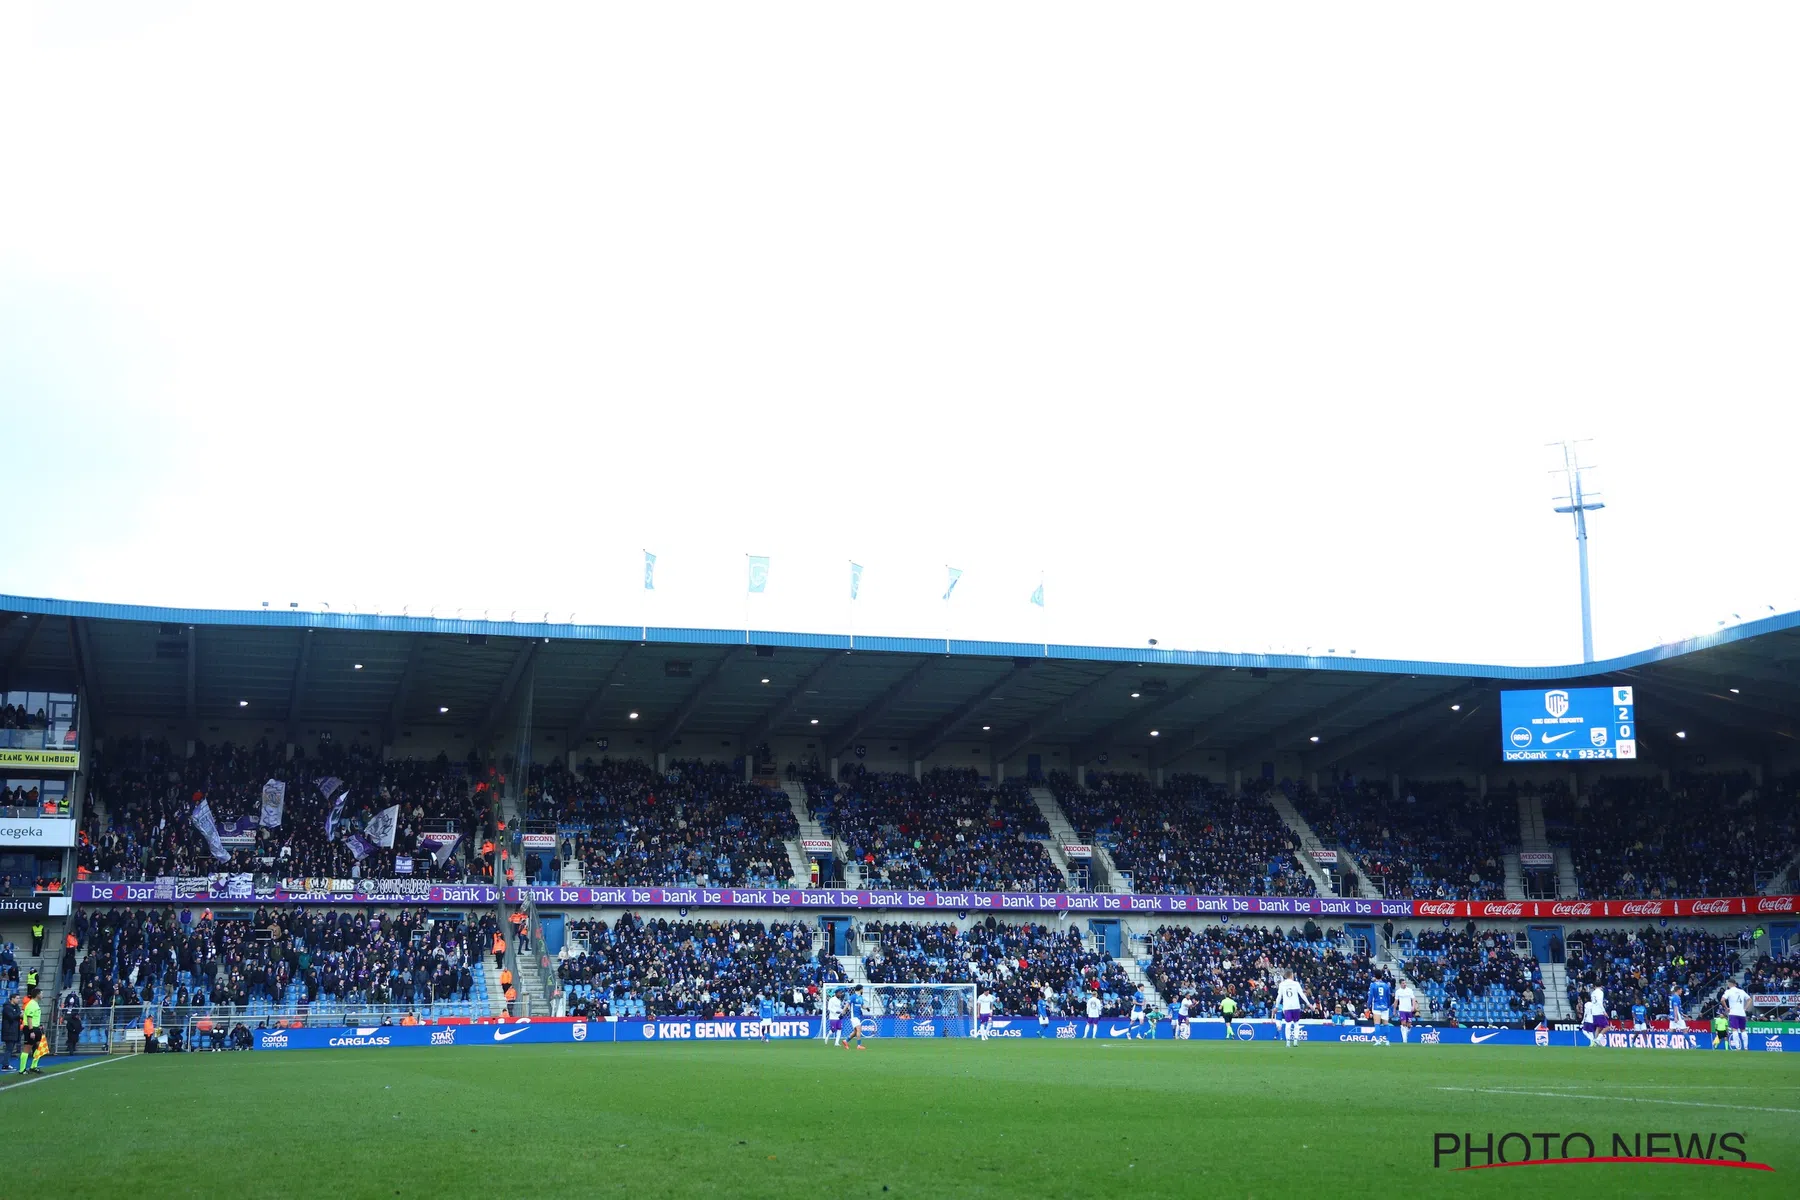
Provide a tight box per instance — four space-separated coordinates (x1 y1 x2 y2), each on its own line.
19 986 45 1075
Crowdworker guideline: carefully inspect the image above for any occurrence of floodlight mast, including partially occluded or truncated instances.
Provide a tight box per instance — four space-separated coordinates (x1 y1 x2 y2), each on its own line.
1550 440 1606 663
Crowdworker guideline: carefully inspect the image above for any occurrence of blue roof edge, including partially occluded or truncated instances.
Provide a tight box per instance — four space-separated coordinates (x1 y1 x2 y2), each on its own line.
4 592 1796 683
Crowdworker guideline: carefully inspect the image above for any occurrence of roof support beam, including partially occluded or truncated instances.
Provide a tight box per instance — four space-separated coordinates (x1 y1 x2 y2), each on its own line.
383 635 425 745
911 663 1031 761
828 660 934 759
477 640 540 749
1626 668 1799 724
285 630 314 733
1635 686 1794 750
994 667 1133 763
566 649 637 751
655 649 745 752
1393 694 1490 767
1225 676 1413 765
69 617 102 728
1072 669 1230 764
1312 682 1478 768
748 654 841 747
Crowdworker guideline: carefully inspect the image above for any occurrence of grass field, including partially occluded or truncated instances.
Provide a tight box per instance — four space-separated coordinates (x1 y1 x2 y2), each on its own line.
3 1040 1796 1198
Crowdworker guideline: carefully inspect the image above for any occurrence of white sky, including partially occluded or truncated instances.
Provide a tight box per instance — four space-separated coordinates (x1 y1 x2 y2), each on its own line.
2 3 1796 667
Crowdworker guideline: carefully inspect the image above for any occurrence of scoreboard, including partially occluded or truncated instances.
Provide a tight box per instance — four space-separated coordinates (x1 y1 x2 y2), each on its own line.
1501 685 1636 762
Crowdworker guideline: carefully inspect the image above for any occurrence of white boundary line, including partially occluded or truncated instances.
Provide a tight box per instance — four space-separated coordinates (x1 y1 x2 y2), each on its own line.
0 1055 131 1094
1436 1086 1800 1116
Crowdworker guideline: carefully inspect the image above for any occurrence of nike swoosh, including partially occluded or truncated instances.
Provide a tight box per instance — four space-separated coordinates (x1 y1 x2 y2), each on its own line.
1470 1031 1499 1043
493 1027 529 1041
1540 731 1576 743
1107 1027 1129 1037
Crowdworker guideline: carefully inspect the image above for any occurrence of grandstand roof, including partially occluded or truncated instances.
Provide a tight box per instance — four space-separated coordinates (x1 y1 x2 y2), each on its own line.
4 593 1797 769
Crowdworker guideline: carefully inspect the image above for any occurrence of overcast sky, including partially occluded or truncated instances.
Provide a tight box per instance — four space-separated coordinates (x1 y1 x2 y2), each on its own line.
2 3 1795 667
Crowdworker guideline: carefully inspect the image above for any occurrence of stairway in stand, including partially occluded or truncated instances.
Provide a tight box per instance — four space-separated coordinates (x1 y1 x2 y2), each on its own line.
1026 786 1079 889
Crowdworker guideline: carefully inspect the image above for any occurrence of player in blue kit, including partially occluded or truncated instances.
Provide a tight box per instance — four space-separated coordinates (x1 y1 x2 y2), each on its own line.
1631 1002 1647 1029
842 990 867 1051
1668 985 1685 1025
1036 992 1050 1034
1367 975 1393 1035
757 995 776 1041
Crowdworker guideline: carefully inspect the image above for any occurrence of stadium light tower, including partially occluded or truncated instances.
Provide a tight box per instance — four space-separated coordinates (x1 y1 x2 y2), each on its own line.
1550 440 1605 663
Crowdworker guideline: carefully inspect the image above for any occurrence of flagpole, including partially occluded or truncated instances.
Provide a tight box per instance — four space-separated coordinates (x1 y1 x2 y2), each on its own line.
744 553 751 645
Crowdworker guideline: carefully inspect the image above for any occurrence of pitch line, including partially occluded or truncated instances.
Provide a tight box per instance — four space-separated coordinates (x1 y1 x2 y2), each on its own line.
0 1055 131 1093
1435 1086 1800 1116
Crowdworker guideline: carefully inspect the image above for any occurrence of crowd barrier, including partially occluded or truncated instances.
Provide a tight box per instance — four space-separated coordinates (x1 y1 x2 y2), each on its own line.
251 1016 1788 1052
72 881 1800 921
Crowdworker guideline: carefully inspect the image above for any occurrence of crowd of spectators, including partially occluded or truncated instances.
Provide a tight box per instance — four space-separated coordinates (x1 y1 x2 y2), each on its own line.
807 767 1062 892
860 919 1134 1015
0 701 48 729
1047 771 1314 897
556 914 843 1017
1563 925 1743 1020
529 758 797 888
1288 776 1512 900
82 738 493 884
1145 923 1376 1019
65 906 493 1015
1392 928 1542 1024
1553 772 1798 899
1744 950 1800 996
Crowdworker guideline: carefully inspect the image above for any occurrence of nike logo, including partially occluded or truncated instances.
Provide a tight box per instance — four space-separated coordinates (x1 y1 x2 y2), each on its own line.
493 1027 529 1041
1107 1027 1130 1037
1470 1031 1500 1044
1540 731 1576 743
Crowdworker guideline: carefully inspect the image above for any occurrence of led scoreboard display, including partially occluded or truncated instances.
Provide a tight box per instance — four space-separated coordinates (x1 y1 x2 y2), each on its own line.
1501 685 1636 762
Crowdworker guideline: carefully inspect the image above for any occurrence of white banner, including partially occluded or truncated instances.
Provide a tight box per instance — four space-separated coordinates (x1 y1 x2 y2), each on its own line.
1061 844 1093 860
521 833 556 850
0 817 77 848
1310 849 1339 864
260 779 286 828
190 799 230 861
1520 851 1555 868
366 804 401 849
801 838 834 854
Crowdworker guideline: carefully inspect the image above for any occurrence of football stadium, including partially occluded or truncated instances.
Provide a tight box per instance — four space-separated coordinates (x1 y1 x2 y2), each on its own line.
2 599 1798 1196
6 6 1799 1198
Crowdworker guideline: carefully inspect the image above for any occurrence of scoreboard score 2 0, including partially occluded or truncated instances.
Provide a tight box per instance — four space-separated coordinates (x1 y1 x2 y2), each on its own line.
1501 685 1636 762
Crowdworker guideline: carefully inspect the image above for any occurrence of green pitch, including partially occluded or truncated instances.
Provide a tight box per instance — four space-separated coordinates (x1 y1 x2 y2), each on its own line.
5 1041 1796 1198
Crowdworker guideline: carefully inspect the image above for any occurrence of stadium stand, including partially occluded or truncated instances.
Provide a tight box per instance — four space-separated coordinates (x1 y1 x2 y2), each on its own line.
556 913 842 1017
1287 777 1514 901
1744 951 1799 995
805 767 1062 892
1145 923 1381 1020
1561 925 1744 1019
860 919 1135 1016
1550 771 1800 899
82 738 492 883
1390 928 1543 1024
528 758 797 888
1046 771 1315 897
65 907 494 1043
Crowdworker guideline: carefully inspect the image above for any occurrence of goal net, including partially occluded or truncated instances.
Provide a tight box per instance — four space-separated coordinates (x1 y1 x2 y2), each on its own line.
820 983 977 1039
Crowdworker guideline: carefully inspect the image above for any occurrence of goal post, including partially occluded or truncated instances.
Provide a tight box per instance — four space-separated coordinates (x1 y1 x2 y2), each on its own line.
819 982 978 1039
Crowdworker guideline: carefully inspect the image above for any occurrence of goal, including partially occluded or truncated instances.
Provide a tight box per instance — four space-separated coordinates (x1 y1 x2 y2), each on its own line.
820 982 977 1039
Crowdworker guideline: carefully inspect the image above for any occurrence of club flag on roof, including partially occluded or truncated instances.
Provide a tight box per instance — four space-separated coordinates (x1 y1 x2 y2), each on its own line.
190 798 230 861
259 779 286 828
431 833 461 867
944 567 963 601
1030 582 1045 608
325 792 348 841
366 804 401 849
344 832 375 861
314 776 342 800
747 556 770 594
643 550 656 590
849 561 863 600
